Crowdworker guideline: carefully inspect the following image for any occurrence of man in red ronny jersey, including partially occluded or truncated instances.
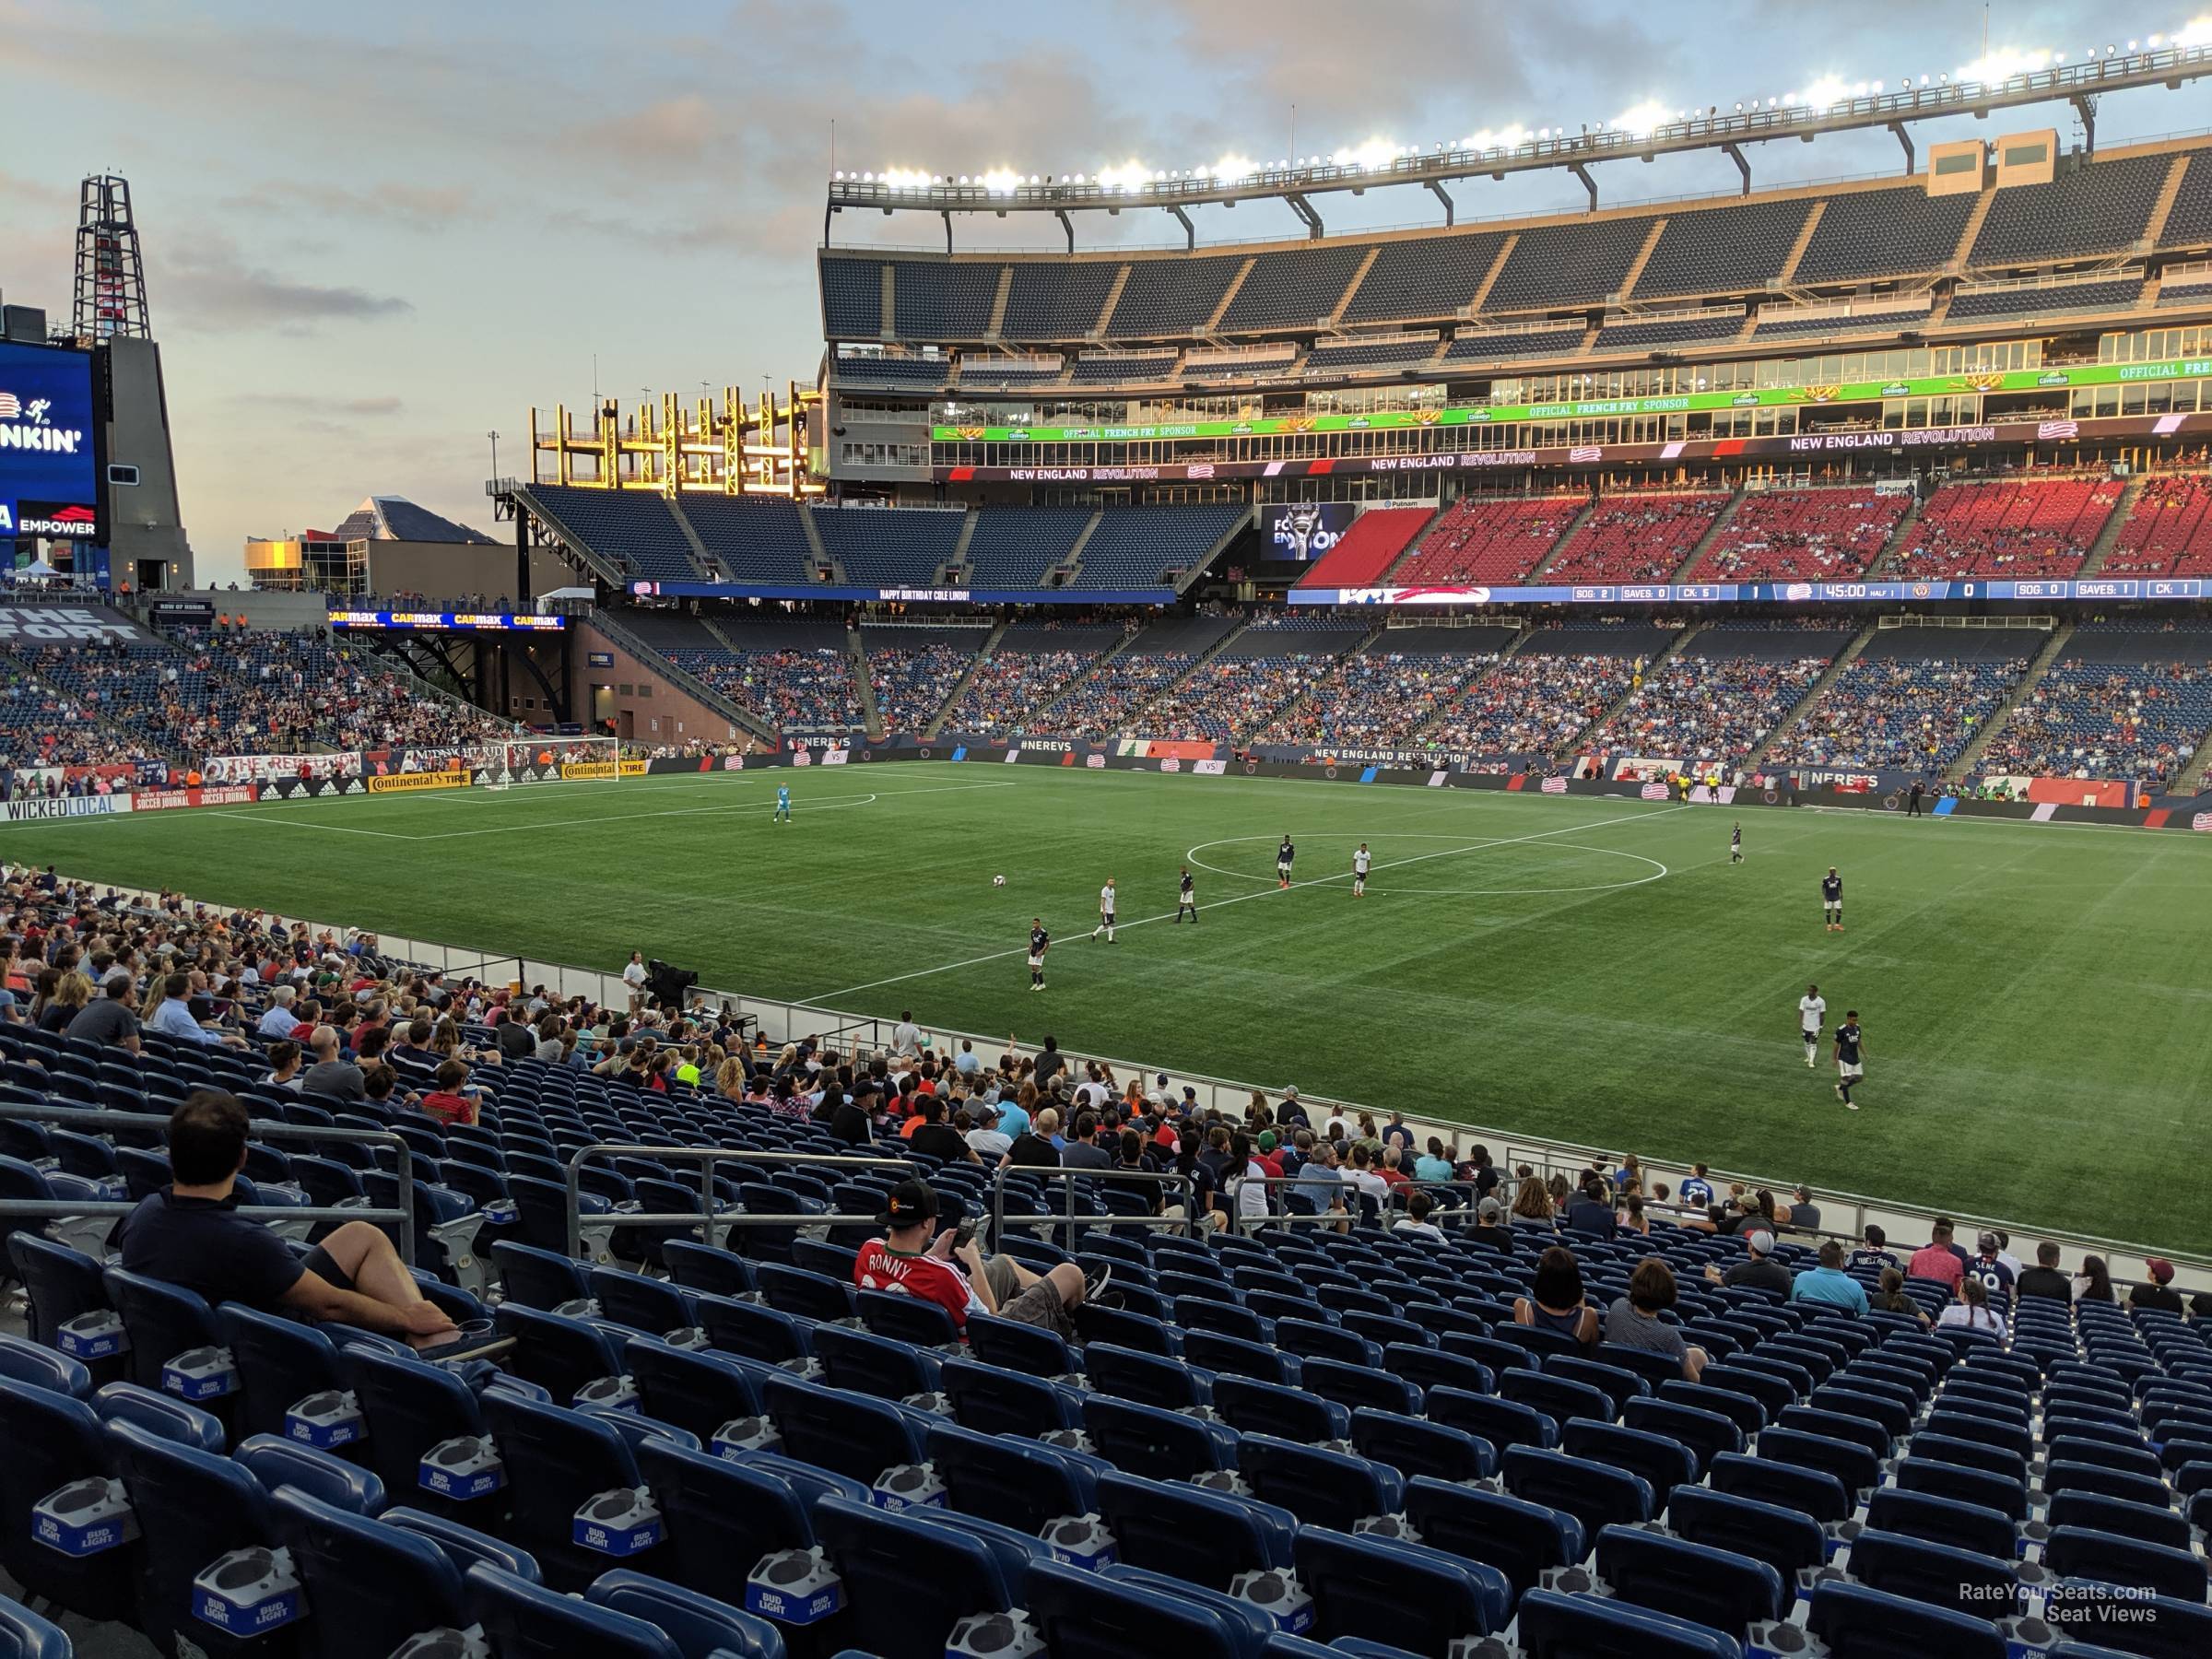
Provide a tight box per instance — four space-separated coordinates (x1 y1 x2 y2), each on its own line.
853 1179 1100 1336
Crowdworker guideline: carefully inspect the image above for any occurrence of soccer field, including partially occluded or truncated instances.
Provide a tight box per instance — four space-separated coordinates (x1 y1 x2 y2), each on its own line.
7 762 2209 1250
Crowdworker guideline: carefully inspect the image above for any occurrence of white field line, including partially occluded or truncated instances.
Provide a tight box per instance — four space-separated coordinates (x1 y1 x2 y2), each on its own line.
794 804 1692 1006
204 780 1017 842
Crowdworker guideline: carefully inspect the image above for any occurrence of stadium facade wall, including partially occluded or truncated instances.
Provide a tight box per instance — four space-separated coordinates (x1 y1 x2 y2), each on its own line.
571 618 751 747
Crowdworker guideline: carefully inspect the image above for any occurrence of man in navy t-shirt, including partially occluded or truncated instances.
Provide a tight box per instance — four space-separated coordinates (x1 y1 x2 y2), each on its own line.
120 1090 458 1346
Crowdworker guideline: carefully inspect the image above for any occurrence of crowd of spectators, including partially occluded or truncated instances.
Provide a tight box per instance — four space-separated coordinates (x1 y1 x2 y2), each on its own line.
1253 652 1491 747
1391 495 1586 586
1686 488 1913 583
1590 649 1830 767
1767 656 2030 770
941 649 1100 735
1890 476 2124 582
1977 660 2212 789
673 647 865 732
1063 652 1201 740
1543 493 1729 586
867 643 977 735
1426 651 1636 755
1138 653 1345 742
2100 473 2212 577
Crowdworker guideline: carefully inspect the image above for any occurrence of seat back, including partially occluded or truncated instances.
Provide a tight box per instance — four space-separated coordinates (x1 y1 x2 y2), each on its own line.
1080 1392 1236 1480
1500 1446 1653 1538
761 1373 925 1488
0 1596 69 1659
339 1344 490 1512
6 1233 111 1353
1210 1374 1349 1445
1238 1435 1402 1533
625 1339 765 1444
1022 1555 1265 1659
589 1268 696 1338
925 1420 1100 1535
630 1437 814 1601
464 1561 682 1659
585 1570 786 1659
938 1357 1079 1439
2041 1524 2211 1605
1806 1579 2009 1659
492 1303 627 1405
102 1418 276 1656
1348 1407 1494 1484
218 1305 347 1442
1400 1476 1583 1599
476 1388 644 1589
1665 1485 1828 1581
100 1266 222 1394
1293 1525 1512 1646
0 1378 135 1622
813 1493 1018 1659
1093 1469 1294 1588
1594 1524 1786 1639
270 1485 470 1658
1847 1528 2020 1617
1515 1586 1747 1659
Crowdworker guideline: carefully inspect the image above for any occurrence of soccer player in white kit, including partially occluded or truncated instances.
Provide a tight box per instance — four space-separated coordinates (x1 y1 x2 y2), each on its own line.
1798 982 1827 1069
1352 843 1371 898
1090 877 1117 943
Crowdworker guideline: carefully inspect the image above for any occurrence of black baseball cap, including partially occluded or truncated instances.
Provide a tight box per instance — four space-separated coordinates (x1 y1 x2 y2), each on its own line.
878 1179 939 1227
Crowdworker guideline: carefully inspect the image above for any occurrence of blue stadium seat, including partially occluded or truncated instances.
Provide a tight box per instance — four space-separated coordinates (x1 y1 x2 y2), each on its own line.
0 1331 91 1398
7 1233 115 1365
925 1420 1103 1535
1501 1446 1654 1539
626 1336 768 1443
1803 1578 2008 1659
0 1377 141 1624
1861 1487 2018 1564
699 1293 815 1368
1845 1527 2021 1616
477 1387 649 1589
2041 1525 2211 1604
811 1324 942 1403
1187 1329 1301 1386
1349 1406 1494 1484
1665 1486 1829 1582
1081 1392 1238 1480
855 1288 963 1351
271 1486 477 1659
0 1597 67 1659
1621 1396 1743 1475
1547 1356 1652 1418
2041 1592 2212 1659
233 1432 383 1513
1890 1453 2030 1520
341 1343 529 1518
1093 1469 1297 1586
2046 1490 2193 1551
1426 1385 1558 1452
1084 1340 1210 1410
1211 1374 1351 1444
938 1356 1081 1438
104 1417 287 1657
762 1374 932 1494
1382 1343 1492 1401
1399 1477 1585 1596
587 1571 786 1659
812 1494 1029 1659
631 1434 817 1604
492 1240 595 1311
1586 1524 1786 1640
101 1265 228 1401
1292 1526 1513 1645
493 1302 629 1405
964 1310 1078 1378
1560 1418 1698 1504
91 1380 225 1452
1659 1379 1766 1437
590 1267 699 1339
756 1262 858 1324
1754 1425 1880 1500
1514 1587 1745 1659
661 1238 758 1300
1238 1435 1404 1532
218 1304 378 1446
464 1561 683 1659
2041 1459 2172 1512
1708 1451 1853 1524
1499 1367 1615 1431
1023 1556 1268 1659
1299 1358 1423 1418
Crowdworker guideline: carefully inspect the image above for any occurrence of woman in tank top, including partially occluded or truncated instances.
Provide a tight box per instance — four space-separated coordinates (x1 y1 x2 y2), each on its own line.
1513 1245 1600 1351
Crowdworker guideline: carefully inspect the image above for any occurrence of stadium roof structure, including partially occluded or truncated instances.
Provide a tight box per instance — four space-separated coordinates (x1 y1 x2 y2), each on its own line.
328 496 496 546
826 39 2212 248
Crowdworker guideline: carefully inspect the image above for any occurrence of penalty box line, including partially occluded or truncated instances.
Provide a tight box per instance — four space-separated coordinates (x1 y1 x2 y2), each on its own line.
795 804 1691 1007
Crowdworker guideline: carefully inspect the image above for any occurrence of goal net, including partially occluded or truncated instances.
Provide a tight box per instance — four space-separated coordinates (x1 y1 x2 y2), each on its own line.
488 735 624 787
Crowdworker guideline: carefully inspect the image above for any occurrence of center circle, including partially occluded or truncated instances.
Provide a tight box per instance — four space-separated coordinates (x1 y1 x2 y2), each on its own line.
1182 832 1669 898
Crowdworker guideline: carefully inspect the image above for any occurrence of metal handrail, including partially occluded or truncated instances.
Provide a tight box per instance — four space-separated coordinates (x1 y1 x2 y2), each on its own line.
561 1142 914 1257
0 1101 419 1265
988 1164 1198 1249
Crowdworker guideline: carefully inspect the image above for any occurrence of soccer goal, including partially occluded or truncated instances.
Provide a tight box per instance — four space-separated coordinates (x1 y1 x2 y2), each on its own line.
479 735 626 789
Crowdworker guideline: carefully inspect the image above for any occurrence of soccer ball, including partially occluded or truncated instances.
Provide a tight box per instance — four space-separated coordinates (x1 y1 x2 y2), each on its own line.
992 874 1006 888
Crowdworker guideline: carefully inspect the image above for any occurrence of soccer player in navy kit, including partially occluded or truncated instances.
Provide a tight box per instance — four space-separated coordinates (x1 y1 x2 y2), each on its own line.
1174 869 1197 924
1028 919 1050 993
1730 823 1743 865
1822 867 1843 933
1833 1010 1865 1111
1277 835 1295 889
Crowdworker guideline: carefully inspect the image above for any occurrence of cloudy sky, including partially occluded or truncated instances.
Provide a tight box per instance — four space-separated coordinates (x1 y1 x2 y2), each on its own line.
5 0 2208 580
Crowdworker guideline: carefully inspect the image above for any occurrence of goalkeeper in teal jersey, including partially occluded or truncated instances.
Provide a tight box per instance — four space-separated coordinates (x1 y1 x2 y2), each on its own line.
774 784 791 823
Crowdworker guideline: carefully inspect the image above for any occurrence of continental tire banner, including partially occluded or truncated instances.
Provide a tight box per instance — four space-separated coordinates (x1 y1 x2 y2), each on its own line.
368 771 468 794
559 762 618 781
2 794 133 822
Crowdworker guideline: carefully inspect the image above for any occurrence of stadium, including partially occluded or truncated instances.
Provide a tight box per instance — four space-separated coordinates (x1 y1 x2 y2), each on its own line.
1 13 2211 1659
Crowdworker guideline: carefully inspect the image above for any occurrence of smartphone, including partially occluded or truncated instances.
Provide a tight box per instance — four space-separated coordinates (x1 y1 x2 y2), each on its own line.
951 1223 976 1251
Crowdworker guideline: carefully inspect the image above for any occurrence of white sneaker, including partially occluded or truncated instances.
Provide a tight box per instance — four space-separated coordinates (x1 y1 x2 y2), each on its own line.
1806 1055 1816 1068
1842 1100 1859 1112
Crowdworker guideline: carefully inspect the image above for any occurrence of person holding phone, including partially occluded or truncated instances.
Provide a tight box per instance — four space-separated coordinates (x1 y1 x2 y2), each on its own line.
853 1180 1104 1335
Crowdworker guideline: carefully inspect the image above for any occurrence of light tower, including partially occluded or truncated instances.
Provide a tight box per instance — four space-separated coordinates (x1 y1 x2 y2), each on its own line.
72 174 150 341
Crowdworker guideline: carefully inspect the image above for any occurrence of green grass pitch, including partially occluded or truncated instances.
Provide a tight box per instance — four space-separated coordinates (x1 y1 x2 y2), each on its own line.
8 762 2209 1250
